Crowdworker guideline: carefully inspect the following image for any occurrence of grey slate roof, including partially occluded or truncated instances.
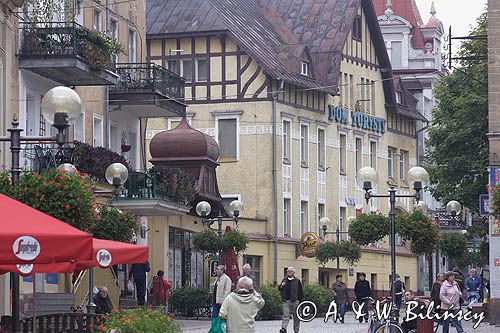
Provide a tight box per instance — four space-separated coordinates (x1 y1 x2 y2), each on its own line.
147 0 398 105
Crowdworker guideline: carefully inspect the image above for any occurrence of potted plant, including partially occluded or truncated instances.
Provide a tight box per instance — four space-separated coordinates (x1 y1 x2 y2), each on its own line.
90 205 139 242
220 229 249 254
193 229 219 254
396 209 439 255
348 213 390 246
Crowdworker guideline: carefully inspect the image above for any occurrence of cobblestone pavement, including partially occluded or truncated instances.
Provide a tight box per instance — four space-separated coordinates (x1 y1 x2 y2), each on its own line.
176 313 500 333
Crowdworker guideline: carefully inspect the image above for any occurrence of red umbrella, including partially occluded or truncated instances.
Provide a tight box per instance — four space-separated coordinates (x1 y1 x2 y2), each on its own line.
0 194 93 264
0 238 149 275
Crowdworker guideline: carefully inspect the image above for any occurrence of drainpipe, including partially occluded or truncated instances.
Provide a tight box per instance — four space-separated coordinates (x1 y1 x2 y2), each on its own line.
105 0 111 148
272 78 284 285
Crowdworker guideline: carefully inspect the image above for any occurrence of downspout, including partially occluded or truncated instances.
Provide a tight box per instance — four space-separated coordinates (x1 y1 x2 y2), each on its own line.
272 78 284 284
105 0 111 148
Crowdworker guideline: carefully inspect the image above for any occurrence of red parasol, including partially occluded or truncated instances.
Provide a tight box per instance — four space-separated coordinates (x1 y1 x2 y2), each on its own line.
219 226 240 285
0 194 93 264
0 238 149 275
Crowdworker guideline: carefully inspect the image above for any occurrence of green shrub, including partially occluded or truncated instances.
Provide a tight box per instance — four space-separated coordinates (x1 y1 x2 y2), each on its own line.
256 284 282 319
193 229 220 254
96 307 180 333
220 230 249 254
169 287 211 317
439 233 467 260
303 284 333 314
89 205 139 242
396 210 439 255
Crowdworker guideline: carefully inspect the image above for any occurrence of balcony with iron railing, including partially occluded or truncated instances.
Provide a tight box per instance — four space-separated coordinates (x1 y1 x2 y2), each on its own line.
109 63 186 118
19 22 119 86
21 145 192 216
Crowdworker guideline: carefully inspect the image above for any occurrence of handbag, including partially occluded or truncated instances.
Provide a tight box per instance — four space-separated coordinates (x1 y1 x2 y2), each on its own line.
209 316 227 333
127 279 135 294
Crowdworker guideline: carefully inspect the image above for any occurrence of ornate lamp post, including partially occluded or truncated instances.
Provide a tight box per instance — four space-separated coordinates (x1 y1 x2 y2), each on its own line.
320 217 350 275
356 165 430 320
195 200 243 261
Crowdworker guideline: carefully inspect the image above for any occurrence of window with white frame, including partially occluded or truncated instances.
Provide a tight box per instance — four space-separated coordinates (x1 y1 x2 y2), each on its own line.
339 207 346 240
128 28 137 63
180 59 193 83
317 128 325 169
400 149 408 180
283 198 291 236
355 137 362 172
343 73 349 108
196 58 208 82
369 140 377 168
110 19 119 64
110 122 120 153
282 120 291 162
318 203 325 223
339 133 347 173
300 61 310 76
168 60 178 74
93 115 103 147
74 112 85 142
371 80 376 115
75 0 83 25
388 147 395 178
217 117 239 160
349 74 355 109
300 124 309 165
93 8 102 31
391 41 403 69
168 117 192 130
300 201 308 234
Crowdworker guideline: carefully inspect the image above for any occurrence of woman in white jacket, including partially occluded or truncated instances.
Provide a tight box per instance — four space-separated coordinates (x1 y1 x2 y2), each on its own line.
220 276 265 333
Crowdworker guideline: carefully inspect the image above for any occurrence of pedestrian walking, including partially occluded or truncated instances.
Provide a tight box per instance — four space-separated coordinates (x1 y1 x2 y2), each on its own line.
354 272 371 323
128 260 150 306
391 274 405 311
212 265 232 318
452 267 465 306
219 276 265 332
465 268 481 310
150 270 172 309
331 274 349 323
237 263 257 287
431 273 445 309
278 267 304 333
440 271 465 333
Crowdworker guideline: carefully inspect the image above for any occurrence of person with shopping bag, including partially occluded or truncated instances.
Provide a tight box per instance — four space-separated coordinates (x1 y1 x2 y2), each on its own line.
209 265 232 333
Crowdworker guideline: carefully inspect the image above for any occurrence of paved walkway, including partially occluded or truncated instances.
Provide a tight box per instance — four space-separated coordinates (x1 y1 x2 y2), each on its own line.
175 313 500 333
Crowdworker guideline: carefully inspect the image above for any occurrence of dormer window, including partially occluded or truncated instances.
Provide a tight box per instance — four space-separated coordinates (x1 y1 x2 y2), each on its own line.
352 15 362 41
300 61 310 76
396 90 403 104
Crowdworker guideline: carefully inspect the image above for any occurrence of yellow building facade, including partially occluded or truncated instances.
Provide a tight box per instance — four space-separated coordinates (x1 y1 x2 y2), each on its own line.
145 0 425 294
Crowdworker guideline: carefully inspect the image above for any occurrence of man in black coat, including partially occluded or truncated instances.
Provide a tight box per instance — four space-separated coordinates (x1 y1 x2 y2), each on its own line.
129 260 150 306
354 272 371 323
93 287 113 315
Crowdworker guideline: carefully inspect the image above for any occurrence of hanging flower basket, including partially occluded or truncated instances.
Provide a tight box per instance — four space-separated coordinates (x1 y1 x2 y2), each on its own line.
193 229 219 254
396 209 439 255
348 213 390 246
316 241 361 266
89 205 139 243
220 230 249 254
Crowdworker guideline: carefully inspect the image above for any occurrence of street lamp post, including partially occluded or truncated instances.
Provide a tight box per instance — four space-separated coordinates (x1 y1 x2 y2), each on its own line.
0 86 130 331
356 166 429 321
0 86 83 333
320 217 350 275
195 200 243 262
446 200 462 225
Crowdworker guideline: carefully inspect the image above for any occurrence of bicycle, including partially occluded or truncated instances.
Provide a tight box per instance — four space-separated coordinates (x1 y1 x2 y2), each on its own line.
366 297 404 333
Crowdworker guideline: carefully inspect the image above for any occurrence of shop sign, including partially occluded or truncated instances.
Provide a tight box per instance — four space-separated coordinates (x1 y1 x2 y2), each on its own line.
210 260 219 277
300 232 319 258
328 105 386 133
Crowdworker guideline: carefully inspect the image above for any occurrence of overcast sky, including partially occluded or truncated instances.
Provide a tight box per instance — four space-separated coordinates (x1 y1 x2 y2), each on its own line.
414 0 487 36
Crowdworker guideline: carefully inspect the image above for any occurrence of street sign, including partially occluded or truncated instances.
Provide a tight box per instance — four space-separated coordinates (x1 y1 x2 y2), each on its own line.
480 194 491 216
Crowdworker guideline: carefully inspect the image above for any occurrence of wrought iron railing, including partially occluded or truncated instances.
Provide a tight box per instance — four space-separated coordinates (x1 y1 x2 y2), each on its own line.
120 170 189 204
19 21 116 72
111 63 185 102
20 145 74 173
434 209 466 229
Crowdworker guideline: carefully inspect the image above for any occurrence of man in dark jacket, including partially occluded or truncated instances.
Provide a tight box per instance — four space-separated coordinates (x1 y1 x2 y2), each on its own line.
391 274 406 311
332 274 349 323
278 267 303 333
129 260 150 306
354 272 371 323
93 287 113 315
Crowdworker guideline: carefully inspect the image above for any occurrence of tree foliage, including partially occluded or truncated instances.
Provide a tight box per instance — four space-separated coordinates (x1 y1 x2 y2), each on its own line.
426 12 488 212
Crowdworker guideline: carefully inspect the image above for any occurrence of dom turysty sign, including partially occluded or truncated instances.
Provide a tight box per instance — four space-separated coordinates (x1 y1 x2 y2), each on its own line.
328 105 386 133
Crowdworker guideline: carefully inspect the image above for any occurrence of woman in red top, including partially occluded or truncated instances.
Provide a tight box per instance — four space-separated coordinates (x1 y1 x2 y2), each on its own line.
151 270 172 309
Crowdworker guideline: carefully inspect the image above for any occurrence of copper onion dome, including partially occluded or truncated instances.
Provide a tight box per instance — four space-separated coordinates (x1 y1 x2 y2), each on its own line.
150 117 219 163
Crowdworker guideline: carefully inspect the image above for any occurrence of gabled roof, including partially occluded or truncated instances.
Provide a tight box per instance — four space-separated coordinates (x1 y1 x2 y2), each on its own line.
394 76 428 122
147 0 397 103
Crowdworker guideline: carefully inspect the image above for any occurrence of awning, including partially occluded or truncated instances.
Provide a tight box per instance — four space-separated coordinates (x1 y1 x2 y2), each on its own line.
0 194 93 265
